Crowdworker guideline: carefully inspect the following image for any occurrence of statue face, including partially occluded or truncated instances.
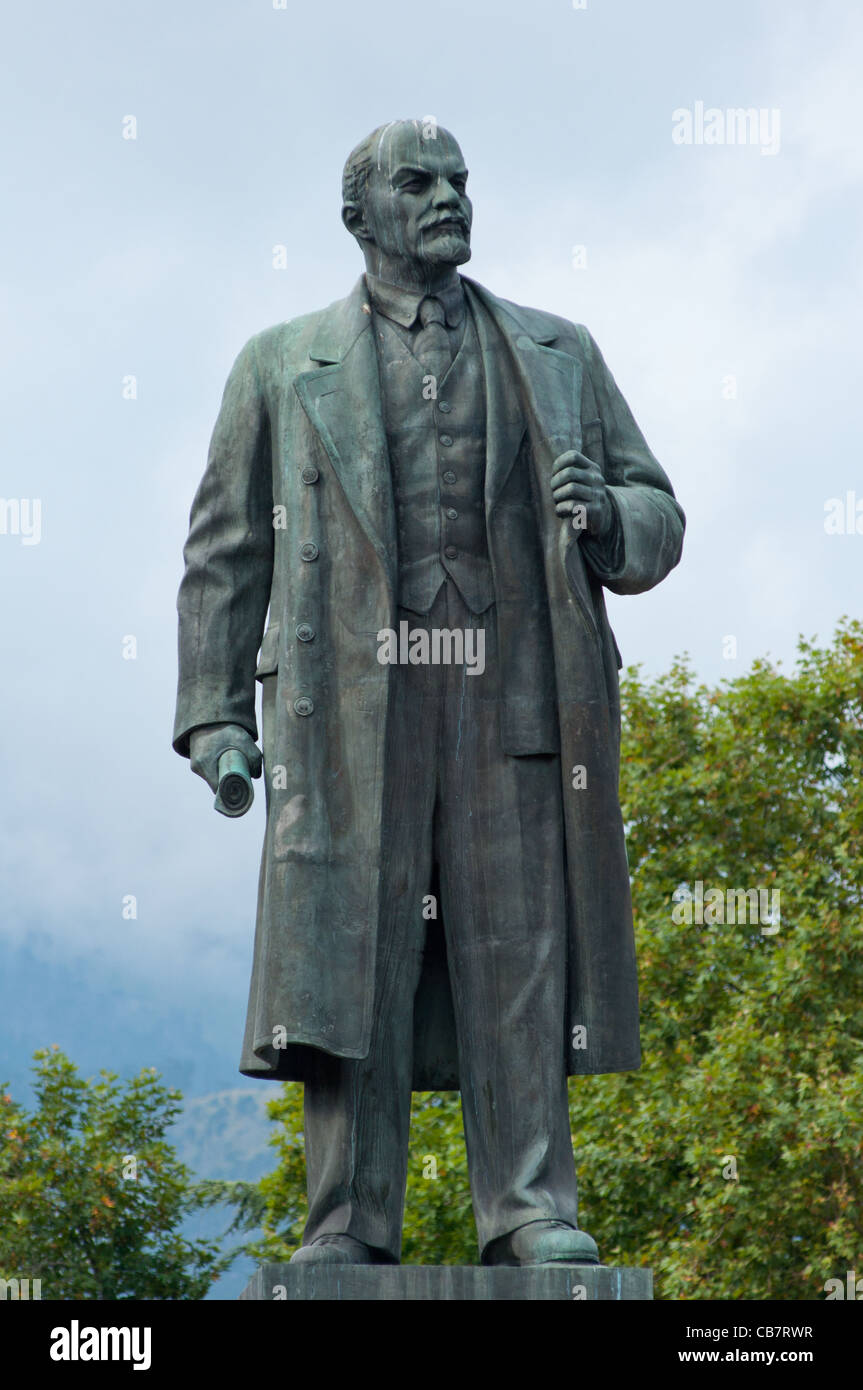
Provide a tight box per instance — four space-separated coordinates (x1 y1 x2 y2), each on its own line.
360 123 472 271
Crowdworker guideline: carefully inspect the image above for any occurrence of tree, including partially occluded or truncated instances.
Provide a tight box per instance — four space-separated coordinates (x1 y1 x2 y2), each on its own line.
0 1047 229 1299
218 620 863 1298
577 616 863 1299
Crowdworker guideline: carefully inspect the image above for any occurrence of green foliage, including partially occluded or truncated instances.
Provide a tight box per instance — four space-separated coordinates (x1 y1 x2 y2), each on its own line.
402 1094 473 1263
224 620 863 1297
576 617 863 1299
0 1047 229 1299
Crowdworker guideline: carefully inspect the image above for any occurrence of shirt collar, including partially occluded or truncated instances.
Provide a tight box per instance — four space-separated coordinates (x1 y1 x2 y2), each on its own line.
364 273 466 330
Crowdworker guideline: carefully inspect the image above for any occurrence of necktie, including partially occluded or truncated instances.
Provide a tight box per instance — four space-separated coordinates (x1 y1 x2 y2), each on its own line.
414 296 452 386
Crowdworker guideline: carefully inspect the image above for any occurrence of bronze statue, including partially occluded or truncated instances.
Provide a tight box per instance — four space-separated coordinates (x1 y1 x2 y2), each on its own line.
174 120 685 1267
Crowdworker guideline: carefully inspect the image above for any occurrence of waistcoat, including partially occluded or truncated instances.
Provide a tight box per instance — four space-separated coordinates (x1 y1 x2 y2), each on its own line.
375 306 495 615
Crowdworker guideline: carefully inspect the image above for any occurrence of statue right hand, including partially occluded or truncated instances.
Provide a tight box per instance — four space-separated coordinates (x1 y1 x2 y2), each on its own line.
189 723 263 794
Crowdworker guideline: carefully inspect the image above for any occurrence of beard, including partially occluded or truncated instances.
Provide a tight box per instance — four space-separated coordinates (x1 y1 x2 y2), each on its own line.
415 224 472 266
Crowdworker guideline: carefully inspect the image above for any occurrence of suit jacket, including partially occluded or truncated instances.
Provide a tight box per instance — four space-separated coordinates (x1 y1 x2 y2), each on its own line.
174 274 685 1087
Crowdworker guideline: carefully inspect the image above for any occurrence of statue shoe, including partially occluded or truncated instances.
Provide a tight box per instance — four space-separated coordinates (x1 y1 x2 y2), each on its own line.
483 1220 600 1267
289 1235 376 1265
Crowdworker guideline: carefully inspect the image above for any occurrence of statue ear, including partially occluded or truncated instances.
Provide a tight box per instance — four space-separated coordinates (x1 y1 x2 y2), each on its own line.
342 201 372 242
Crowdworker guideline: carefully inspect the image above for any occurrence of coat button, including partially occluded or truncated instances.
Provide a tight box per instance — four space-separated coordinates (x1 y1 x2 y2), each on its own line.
296 624 315 642
446 507 458 520
438 401 452 413
300 542 319 561
293 696 314 716
439 434 453 447
442 470 457 484
444 545 458 560
301 466 319 484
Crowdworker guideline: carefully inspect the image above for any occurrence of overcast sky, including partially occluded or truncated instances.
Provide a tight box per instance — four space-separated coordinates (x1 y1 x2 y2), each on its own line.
2 0 860 1092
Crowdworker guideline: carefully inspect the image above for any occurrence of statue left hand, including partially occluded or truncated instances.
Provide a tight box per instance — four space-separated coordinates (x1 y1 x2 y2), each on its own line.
551 450 614 538
189 722 263 794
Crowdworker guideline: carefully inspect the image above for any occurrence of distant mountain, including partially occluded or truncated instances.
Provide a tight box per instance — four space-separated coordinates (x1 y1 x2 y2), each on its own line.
171 1087 274 1181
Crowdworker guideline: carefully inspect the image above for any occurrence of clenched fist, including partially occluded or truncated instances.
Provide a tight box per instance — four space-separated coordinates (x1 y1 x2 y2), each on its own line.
189 723 263 794
551 450 614 539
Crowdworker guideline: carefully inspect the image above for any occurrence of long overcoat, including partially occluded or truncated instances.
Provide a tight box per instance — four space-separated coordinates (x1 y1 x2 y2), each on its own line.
174 275 685 1088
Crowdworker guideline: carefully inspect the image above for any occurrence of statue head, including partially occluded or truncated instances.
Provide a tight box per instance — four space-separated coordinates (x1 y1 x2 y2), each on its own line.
341 119 472 288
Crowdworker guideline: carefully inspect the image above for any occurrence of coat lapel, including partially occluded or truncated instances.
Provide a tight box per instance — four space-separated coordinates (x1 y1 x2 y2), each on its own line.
293 278 396 596
463 278 583 514
463 283 527 513
463 277 596 639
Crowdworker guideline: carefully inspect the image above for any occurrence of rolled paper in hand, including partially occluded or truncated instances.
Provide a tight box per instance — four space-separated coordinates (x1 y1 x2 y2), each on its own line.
214 749 254 818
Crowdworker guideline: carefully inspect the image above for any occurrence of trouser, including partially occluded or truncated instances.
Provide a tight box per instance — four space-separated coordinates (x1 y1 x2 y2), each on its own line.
301 580 579 1260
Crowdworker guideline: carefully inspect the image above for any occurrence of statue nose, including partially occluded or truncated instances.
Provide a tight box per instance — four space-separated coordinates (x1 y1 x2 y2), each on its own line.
434 180 460 205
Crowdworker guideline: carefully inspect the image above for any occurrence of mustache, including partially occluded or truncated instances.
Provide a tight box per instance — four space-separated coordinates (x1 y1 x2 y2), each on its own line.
420 215 470 234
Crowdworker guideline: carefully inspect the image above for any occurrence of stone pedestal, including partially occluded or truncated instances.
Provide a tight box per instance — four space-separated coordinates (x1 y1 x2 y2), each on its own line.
240 1263 652 1301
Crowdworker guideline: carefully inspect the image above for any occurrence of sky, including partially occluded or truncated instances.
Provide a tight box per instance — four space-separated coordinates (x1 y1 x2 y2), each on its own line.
1 0 861 1102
